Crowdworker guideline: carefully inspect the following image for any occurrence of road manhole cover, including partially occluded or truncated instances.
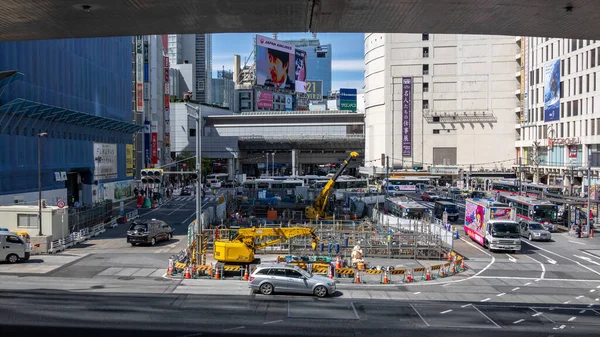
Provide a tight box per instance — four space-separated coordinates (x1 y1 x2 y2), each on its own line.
117 276 135 281
90 285 105 289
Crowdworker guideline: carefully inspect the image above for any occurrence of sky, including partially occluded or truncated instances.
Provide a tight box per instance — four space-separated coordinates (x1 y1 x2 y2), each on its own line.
211 33 365 92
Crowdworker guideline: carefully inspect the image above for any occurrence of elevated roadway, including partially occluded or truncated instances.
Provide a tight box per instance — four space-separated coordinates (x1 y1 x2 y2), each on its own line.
1 1 600 41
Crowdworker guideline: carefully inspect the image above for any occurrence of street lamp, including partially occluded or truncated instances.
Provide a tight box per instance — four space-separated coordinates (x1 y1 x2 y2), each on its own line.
38 132 48 236
184 103 203 262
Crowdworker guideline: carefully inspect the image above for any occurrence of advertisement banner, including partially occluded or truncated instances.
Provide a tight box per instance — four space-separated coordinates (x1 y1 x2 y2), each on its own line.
126 144 134 177
306 80 323 100
544 59 560 122
144 120 151 165
295 49 307 93
255 35 295 91
523 37 529 122
285 95 293 111
568 145 578 158
401 77 413 157
136 83 143 111
165 133 170 148
256 90 273 109
430 167 459 175
151 121 158 165
135 36 144 112
340 88 357 111
93 143 118 181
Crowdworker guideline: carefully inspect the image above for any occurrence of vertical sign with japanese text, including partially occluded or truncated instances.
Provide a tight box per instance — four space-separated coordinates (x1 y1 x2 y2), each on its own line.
401 77 412 157
151 121 158 165
144 121 150 165
136 36 144 112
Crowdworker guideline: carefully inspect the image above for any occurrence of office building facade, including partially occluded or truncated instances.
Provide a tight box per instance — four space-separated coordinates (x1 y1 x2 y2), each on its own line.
516 37 600 187
212 70 234 109
284 38 332 97
167 34 212 104
364 33 519 171
0 38 138 206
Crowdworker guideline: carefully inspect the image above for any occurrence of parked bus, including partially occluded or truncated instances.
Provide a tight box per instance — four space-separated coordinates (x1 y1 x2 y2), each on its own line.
491 180 563 197
313 178 369 193
242 179 303 189
384 177 434 195
496 194 559 231
206 173 228 188
384 197 428 219
524 183 563 196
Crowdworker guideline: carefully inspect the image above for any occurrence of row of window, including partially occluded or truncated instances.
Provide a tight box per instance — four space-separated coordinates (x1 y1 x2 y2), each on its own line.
532 38 598 67
0 124 131 144
523 118 600 141
527 96 595 123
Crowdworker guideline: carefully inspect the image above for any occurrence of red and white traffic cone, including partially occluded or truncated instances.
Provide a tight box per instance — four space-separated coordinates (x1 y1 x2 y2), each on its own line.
167 258 174 276
336 256 342 269
406 269 413 283
184 266 192 279
425 267 431 281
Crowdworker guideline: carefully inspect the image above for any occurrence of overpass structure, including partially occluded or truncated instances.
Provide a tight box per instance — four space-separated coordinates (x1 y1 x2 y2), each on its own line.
0 1 598 42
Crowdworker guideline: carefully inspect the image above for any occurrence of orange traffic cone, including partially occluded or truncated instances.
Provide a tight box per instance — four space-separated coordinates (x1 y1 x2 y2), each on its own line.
243 265 249 281
208 262 213 277
184 266 192 279
406 269 413 283
447 252 452 261
327 265 334 279
354 270 361 284
438 266 446 278
425 267 431 281
167 258 174 276
382 270 390 284
214 265 221 280
336 256 342 269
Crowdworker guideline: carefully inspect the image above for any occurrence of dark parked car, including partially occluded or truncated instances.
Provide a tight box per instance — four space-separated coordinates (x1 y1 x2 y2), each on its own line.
180 187 192 196
127 219 173 246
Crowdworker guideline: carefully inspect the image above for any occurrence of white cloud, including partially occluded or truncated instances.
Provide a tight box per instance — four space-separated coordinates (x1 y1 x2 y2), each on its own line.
332 59 365 71
332 80 365 93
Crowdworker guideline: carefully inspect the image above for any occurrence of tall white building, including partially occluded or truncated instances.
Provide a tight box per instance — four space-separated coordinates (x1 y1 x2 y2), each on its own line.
517 37 600 187
167 34 212 104
364 33 519 171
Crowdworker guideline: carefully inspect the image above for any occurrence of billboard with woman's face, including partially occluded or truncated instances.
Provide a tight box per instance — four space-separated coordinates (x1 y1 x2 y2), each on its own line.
295 49 307 93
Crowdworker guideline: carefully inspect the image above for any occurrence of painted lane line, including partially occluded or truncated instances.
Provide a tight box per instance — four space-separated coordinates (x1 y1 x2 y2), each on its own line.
524 241 600 277
440 309 453 314
414 291 421 295
574 255 600 267
525 282 532 286
472 305 501 328
481 298 491 302
513 319 525 324
461 304 473 308
579 310 586 314
591 289 596 293
535 279 541 282
588 304 594 308
538 253 557 265
568 240 586 245
512 287 520 291
410 304 430 327
597 298 600 301
597 285 600 289
263 320 283 325
568 317 577 322
576 295 584 299
497 293 506 297
223 326 245 332
553 325 566 330
475 276 600 282
581 251 600 261
524 254 546 279
532 312 543 317
506 254 517 263
563 301 571 304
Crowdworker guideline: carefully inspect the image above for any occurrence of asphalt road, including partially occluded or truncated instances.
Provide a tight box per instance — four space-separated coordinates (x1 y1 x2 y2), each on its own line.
0 290 598 337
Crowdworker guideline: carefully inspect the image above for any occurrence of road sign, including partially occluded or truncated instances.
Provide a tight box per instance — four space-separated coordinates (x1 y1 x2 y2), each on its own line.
57 209 66 215
57 199 66 209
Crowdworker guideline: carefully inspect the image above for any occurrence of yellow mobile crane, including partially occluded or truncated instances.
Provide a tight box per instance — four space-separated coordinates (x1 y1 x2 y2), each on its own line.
213 227 319 264
305 151 359 220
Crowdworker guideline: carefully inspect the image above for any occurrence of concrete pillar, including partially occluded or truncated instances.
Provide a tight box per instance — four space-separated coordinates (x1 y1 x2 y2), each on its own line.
227 158 235 180
292 149 297 177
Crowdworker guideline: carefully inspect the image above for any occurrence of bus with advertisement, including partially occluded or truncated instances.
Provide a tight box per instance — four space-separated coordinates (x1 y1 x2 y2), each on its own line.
491 180 563 197
496 194 559 232
384 196 429 219
464 198 521 252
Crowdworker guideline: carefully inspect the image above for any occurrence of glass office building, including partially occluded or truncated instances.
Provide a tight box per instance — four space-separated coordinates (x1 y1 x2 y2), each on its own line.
285 38 333 97
0 38 138 206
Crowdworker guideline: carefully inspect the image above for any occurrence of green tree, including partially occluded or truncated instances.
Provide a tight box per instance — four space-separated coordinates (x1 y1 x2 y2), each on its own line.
176 152 212 180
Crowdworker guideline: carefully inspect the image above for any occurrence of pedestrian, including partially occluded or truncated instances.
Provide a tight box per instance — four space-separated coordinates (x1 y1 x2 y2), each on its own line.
576 224 582 238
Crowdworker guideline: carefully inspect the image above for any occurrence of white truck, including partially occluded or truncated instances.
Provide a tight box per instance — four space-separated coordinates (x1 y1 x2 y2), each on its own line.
464 198 521 253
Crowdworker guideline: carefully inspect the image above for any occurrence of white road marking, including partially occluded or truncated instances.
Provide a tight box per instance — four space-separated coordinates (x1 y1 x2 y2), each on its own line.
588 304 594 308
410 304 430 327
440 309 453 314
223 326 245 332
524 255 546 279
497 293 506 297
553 325 566 330
532 312 543 317
179 332 203 337
506 254 517 263
472 305 501 328
579 310 586 314
576 295 584 299
481 298 491 302
474 276 600 282
597 298 600 301
568 240 586 245
597 285 600 289
512 287 520 291
524 241 600 277
581 251 600 261
538 253 557 265
574 255 600 266
461 304 473 308
513 319 525 324
591 289 596 293
263 320 283 325
563 301 571 304
568 317 577 322
414 292 421 295
525 282 532 286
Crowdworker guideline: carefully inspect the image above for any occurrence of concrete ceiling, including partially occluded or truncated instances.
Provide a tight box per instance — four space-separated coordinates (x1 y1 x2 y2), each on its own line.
0 1 597 42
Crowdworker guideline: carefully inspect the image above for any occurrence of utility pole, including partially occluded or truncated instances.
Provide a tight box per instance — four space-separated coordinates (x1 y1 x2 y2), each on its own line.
518 157 523 195
570 165 575 197
468 164 472 191
587 148 591 236
386 156 390 197
185 103 203 264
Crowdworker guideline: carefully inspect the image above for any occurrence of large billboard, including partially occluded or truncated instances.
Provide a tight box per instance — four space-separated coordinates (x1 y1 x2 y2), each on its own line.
126 144 134 177
544 59 560 122
135 36 144 112
306 80 323 100
401 78 413 157
340 88 357 111
93 143 118 181
255 35 306 93
295 49 307 93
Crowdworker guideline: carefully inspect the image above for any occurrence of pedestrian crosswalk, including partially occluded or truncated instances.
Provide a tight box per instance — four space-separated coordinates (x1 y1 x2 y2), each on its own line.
172 196 195 202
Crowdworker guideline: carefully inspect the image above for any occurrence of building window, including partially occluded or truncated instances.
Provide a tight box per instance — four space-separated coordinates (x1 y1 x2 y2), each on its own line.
18 214 38 228
189 128 196 137
422 33 429 41
561 60 565 74
586 120 589 136
423 64 429 75
423 47 429 58
423 100 429 109
567 122 570 137
568 58 571 74
423 82 429 92
560 81 564 98
587 74 590 93
560 122 564 137
536 69 539 84
594 120 597 136
579 76 583 94
433 129 440 134
561 102 564 118
432 116 440 122
574 100 579 116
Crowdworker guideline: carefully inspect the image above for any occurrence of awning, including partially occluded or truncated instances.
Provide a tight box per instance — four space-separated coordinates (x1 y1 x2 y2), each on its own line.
0 98 142 134
0 70 23 95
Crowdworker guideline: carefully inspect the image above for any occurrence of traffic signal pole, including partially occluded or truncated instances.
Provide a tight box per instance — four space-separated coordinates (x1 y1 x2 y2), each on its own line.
185 103 203 265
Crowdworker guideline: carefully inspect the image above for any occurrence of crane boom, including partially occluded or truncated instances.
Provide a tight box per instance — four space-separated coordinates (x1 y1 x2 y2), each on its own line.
305 151 359 220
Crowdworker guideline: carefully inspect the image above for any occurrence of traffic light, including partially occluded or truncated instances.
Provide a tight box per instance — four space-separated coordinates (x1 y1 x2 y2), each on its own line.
141 168 163 184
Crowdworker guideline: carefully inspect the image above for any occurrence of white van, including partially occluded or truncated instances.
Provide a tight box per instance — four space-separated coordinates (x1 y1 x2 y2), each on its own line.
0 231 30 264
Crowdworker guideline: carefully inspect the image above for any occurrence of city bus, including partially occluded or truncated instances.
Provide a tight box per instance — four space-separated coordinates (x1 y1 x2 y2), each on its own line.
242 179 303 189
383 177 434 195
492 180 563 197
524 183 563 196
490 180 520 194
384 197 428 219
313 178 369 193
206 173 228 188
496 194 559 231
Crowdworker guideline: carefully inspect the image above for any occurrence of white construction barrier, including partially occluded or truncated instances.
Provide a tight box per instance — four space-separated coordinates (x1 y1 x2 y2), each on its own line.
109 217 118 228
